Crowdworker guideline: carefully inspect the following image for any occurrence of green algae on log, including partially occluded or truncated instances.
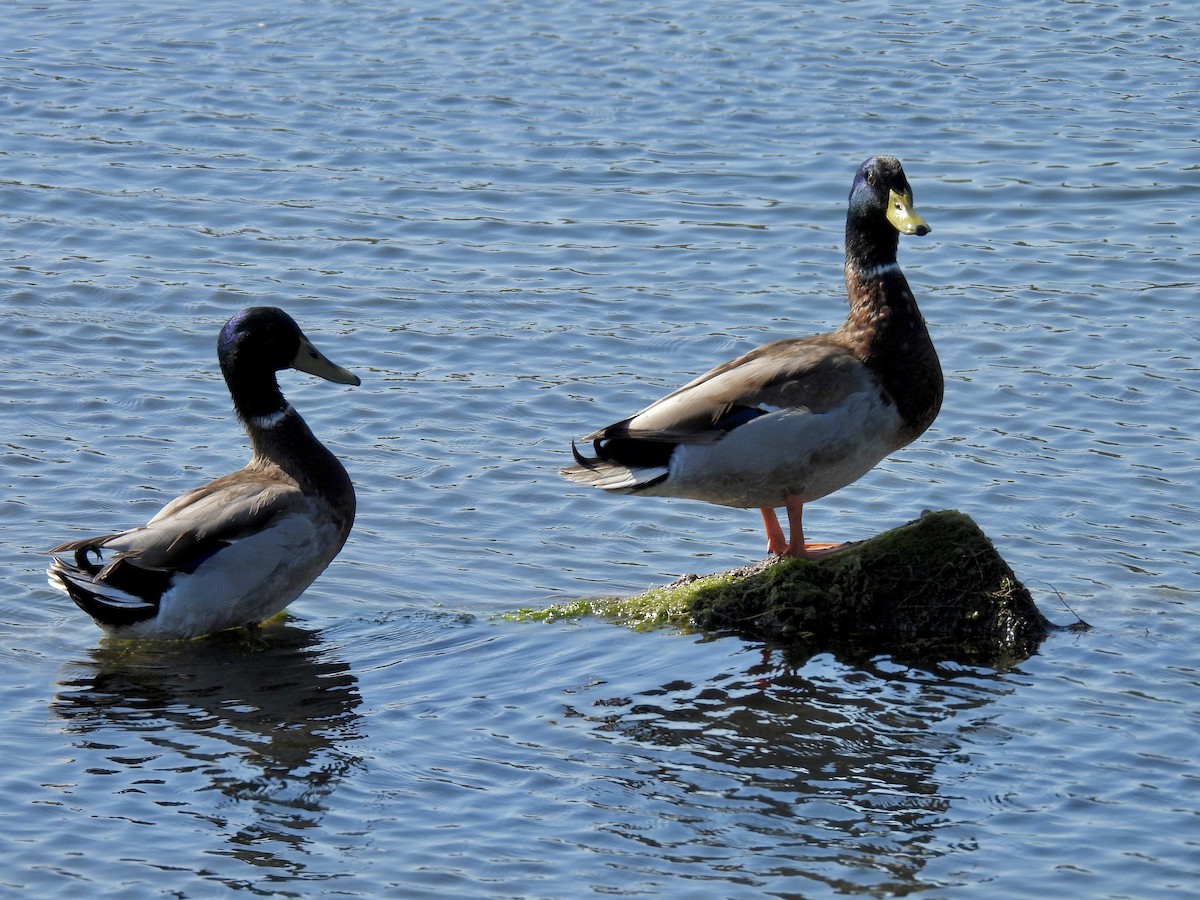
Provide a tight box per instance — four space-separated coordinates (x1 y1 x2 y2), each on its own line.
513 510 1068 666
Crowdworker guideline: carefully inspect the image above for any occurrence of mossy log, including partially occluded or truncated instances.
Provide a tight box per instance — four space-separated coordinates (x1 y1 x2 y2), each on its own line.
684 509 1063 666
516 510 1075 667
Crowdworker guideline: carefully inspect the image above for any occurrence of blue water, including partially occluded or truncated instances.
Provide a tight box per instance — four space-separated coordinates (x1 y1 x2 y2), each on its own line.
3 0 1198 896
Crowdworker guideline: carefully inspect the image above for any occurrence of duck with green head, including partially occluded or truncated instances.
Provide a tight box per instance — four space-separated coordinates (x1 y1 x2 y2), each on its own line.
48 307 359 639
561 155 941 558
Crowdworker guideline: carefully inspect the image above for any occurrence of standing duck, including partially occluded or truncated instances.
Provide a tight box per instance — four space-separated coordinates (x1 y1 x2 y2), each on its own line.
560 155 941 558
47 307 360 639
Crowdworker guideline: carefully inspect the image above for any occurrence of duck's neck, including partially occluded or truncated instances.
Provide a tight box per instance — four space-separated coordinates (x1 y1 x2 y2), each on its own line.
841 215 921 350
227 372 355 529
840 229 943 443
844 211 901 276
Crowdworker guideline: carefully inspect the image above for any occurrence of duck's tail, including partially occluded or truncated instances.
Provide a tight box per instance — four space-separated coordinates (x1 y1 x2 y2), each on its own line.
47 549 163 630
559 437 671 493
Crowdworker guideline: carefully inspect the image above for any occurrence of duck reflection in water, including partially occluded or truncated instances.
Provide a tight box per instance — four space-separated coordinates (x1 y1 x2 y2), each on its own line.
51 622 364 866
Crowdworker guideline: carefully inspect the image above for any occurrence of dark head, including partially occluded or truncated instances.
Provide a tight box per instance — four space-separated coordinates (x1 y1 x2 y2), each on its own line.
845 156 930 268
218 307 359 420
218 307 358 383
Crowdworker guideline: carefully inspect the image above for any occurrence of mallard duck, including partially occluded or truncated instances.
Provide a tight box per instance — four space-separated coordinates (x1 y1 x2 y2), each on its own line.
561 155 941 558
47 307 360 639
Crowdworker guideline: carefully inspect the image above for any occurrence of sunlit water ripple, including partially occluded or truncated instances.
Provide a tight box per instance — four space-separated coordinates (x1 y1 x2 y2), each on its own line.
2 0 1198 896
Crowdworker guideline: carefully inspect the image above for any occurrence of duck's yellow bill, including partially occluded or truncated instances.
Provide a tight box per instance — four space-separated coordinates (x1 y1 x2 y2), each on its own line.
886 189 931 236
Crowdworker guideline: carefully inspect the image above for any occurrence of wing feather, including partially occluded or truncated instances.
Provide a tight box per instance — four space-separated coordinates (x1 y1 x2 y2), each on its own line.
49 469 307 575
590 337 878 444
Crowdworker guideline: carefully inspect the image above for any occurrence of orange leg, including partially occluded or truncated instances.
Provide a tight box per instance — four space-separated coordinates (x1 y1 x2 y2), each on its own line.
758 495 846 559
760 507 789 556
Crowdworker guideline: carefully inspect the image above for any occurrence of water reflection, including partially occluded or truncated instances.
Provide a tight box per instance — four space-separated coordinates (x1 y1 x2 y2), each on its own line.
566 646 1011 894
51 623 363 876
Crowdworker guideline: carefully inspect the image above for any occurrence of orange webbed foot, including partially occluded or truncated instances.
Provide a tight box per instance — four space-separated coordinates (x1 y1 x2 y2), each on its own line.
785 540 850 559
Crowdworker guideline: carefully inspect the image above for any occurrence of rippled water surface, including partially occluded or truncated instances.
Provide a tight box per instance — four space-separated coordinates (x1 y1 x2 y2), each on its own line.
3 0 1198 896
